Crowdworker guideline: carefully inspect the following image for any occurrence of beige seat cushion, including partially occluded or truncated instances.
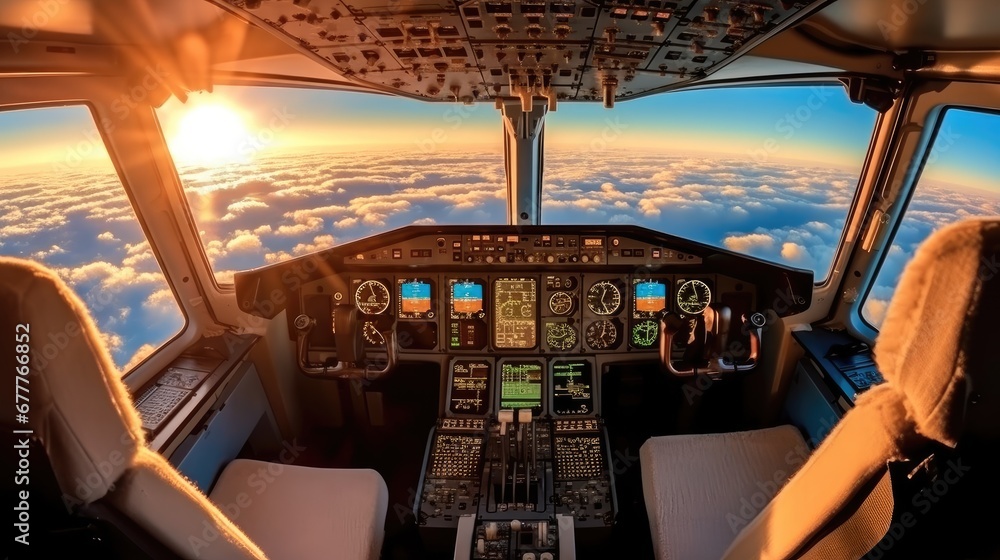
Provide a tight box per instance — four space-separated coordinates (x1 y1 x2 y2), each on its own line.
640 425 808 560
209 460 388 560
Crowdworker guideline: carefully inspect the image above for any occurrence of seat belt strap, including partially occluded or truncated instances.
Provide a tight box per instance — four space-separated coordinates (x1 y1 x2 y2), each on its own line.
794 469 894 560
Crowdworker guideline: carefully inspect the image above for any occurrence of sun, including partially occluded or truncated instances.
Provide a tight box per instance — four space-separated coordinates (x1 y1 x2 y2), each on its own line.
168 102 252 166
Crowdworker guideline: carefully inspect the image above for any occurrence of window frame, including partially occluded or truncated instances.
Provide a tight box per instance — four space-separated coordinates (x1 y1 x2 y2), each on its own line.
539 80 883 289
858 104 1000 332
0 100 190 378
842 79 1000 341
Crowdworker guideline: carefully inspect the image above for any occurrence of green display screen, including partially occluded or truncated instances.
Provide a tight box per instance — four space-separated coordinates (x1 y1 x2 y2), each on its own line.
499 361 543 410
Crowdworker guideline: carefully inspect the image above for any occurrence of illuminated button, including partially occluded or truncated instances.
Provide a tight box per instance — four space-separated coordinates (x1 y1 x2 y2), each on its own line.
392 249 403 259
581 255 589 263
652 249 661 258
547 255 555 263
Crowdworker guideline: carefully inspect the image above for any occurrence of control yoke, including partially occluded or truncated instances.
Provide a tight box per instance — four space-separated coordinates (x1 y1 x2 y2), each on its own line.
658 305 765 377
293 305 396 380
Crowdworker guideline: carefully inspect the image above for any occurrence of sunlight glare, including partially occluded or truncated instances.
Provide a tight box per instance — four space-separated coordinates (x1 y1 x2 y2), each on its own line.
169 103 252 165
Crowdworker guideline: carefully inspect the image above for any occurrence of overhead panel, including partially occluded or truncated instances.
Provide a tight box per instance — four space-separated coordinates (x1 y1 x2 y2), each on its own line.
220 0 826 104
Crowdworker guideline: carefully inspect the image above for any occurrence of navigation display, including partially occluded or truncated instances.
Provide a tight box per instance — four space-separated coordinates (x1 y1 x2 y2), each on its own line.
499 361 543 411
634 280 667 317
399 279 433 319
449 360 491 415
551 360 594 415
493 278 537 349
451 280 484 316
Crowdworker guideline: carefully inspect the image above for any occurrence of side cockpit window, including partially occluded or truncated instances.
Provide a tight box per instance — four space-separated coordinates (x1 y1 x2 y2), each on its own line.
0 105 185 373
862 108 1000 328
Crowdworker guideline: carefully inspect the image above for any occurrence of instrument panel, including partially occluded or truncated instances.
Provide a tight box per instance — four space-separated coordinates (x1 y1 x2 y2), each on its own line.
302 272 754 355
235 225 812 413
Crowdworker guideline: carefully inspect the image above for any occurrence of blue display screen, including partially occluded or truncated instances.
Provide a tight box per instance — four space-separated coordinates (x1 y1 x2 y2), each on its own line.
452 282 483 313
635 281 666 312
401 281 431 313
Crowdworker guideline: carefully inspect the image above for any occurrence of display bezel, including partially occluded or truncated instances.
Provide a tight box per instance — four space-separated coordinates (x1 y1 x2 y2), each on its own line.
549 357 597 417
445 357 494 417
495 357 547 416
397 277 436 320
491 276 539 350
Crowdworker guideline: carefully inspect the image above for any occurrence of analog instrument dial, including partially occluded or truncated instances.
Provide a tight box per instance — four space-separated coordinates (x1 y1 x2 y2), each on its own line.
676 279 711 315
548 291 574 316
545 322 578 351
631 319 659 347
355 279 391 315
585 319 618 350
586 281 622 315
362 321 385 345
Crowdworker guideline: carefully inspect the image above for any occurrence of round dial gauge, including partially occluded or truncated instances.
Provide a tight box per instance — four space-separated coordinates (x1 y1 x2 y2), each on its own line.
355 280 390 315
549 291 575 315
631 319 659 347
676 279 712 315
545 322 578 351
586 281 622 315
362 322 385 345
585 319 618 350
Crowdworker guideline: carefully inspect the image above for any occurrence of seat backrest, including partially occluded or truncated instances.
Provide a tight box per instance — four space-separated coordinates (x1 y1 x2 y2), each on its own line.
721 218 1000 560
0 256 267 559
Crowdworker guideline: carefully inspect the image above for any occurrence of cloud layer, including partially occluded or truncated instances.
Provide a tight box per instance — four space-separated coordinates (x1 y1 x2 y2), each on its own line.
5 146 998 370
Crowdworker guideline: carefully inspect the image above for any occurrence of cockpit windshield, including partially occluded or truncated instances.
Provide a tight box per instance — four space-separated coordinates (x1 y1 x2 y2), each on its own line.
156 83 877 284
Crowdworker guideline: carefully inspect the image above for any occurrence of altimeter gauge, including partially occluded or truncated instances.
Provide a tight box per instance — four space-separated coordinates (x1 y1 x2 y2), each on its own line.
676 279 711 315
586 280 622 315
585 319 618 350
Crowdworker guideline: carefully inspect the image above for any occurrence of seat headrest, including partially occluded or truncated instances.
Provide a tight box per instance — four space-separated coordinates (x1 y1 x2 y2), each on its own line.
875 218 1000 447
0 257 145 505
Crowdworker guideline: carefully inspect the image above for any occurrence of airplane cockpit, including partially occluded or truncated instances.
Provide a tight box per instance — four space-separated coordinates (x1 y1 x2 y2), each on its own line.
2 0 1000 559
